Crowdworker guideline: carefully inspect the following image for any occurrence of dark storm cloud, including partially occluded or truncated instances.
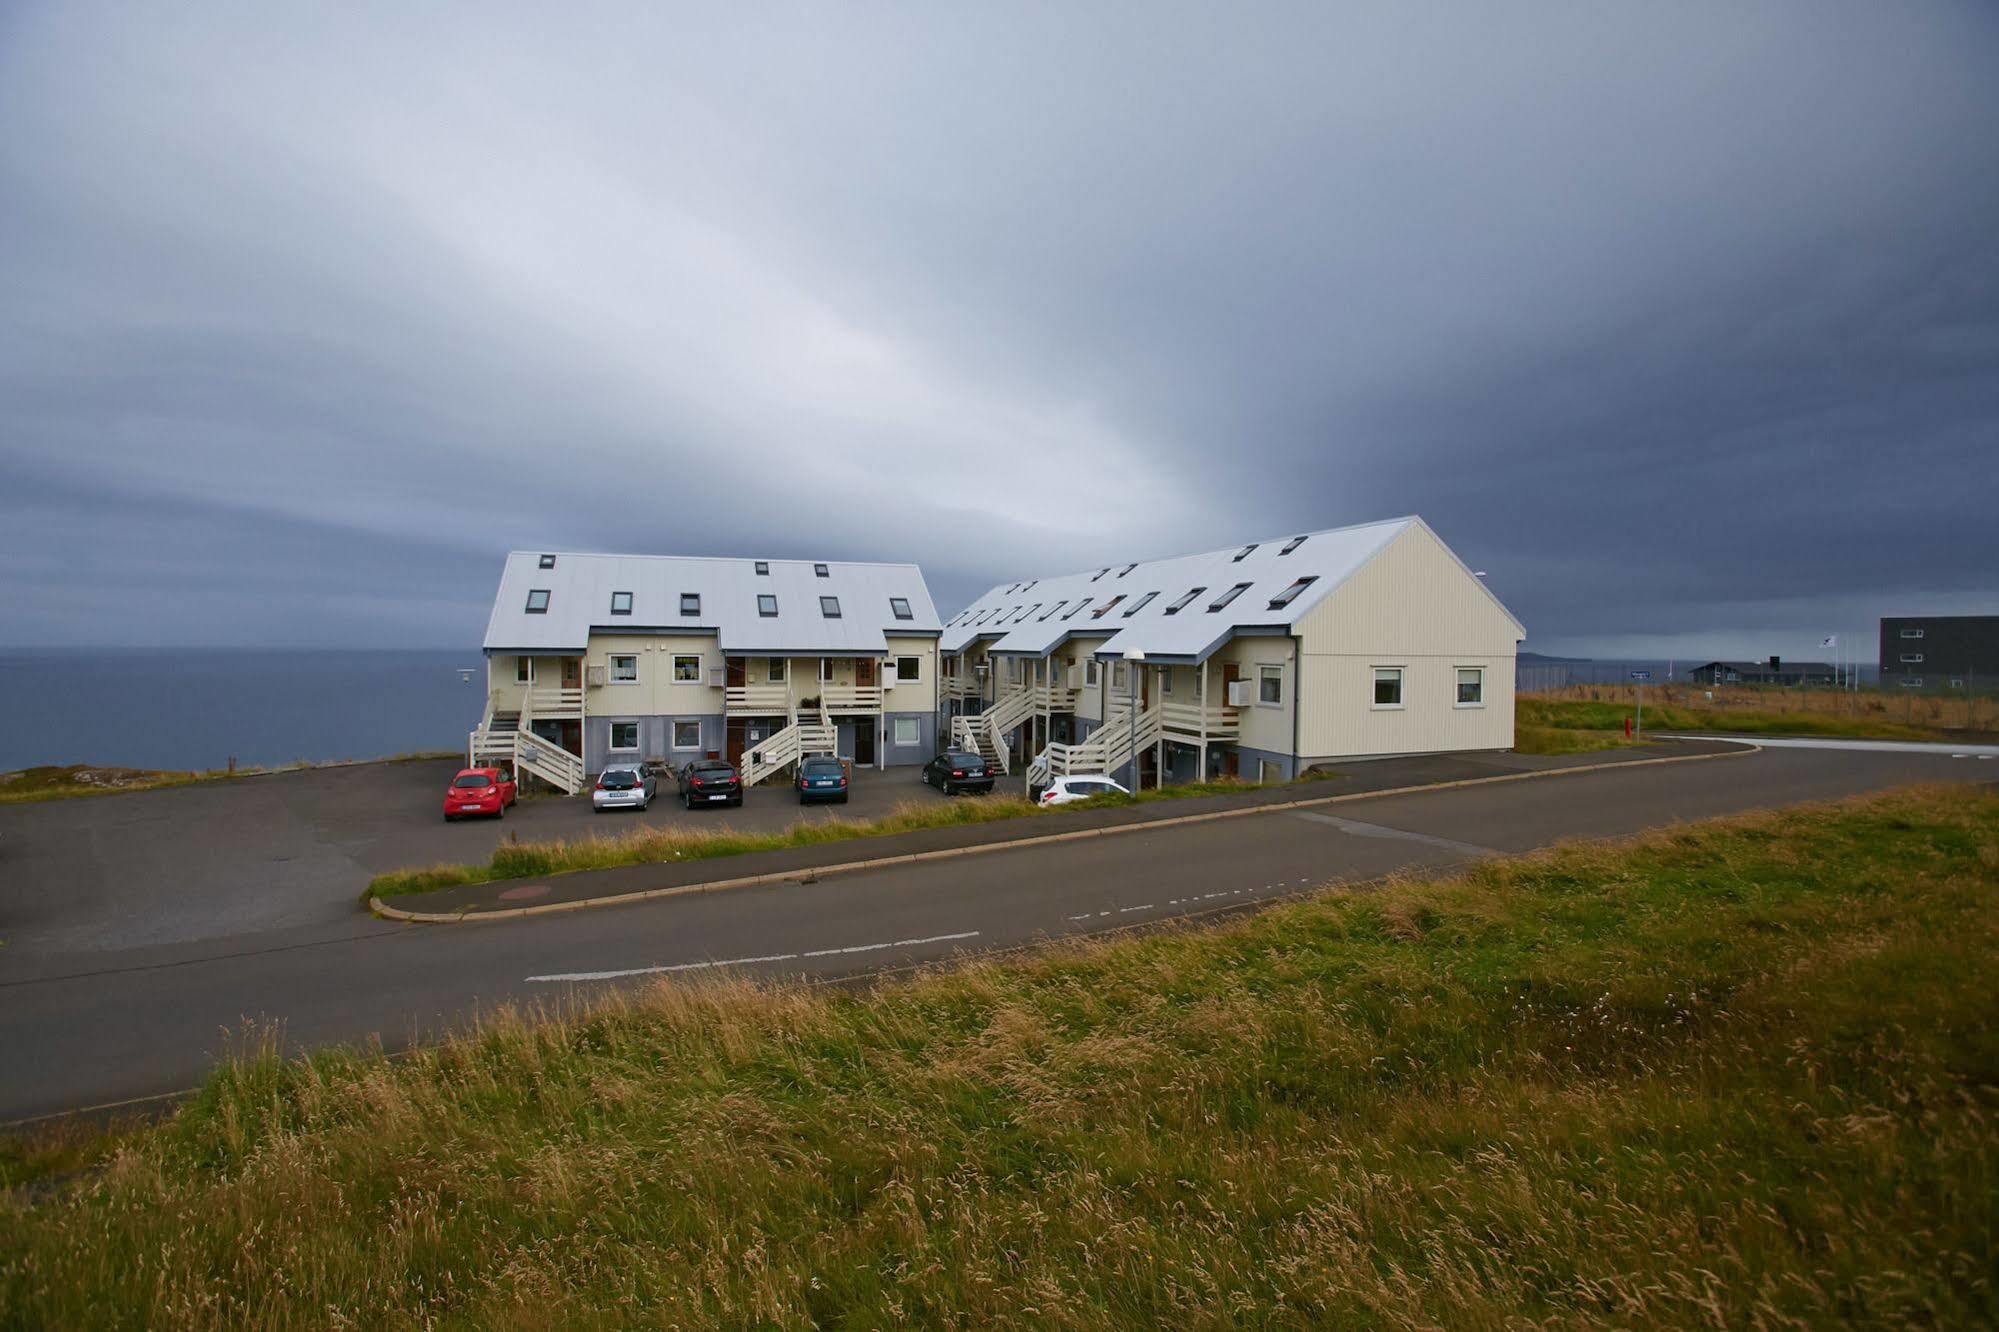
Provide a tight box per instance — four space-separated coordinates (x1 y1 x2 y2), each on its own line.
2 2 1994 657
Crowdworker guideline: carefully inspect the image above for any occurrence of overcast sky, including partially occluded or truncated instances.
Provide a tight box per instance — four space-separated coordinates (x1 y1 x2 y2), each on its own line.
3 2 1994 661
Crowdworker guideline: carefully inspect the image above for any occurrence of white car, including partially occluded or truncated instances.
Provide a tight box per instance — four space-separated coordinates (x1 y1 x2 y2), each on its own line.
591 764 656 812
1037 774 1131 807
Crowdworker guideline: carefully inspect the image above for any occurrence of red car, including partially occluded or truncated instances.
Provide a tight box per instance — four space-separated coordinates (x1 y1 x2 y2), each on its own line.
443 766 517 820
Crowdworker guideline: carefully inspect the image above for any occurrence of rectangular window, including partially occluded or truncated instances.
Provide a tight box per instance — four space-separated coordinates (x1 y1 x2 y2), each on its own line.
1090 568 1110 581
1160 668 1172 694
814 563 830 577
896 655 920 683
1456 667 1484 706
1373 667 1404 708
672 720 701 750
1123 591 1158 617
609 654 638 683
1208 583 1251 613
892 717 920 746
1279 535 1308 555
608 721 639 750
1039 601 1064 621
1233 544 1257 562
1165 586 1205 615
679 593 700 617
767 657 786 682
755 561 769 575
1899 678 1924 688
1092 595 1125 619
1085 658 1099 686
1900 653 1924 663
1267 576 1317 609
610 590 633 615
538 554 556 569
1111 661 1128 690
524 588 551 613
1900 627 1923 638
1117 563 1137 578
1062 600 1088 620
821 658 837 683
1007 657 1020 682
889 597 913 620
820 596 842 618
1259 759 1284 784
1017 604 1041 623
515 657 530 684
1259 664 1283 705
757 594 778 617
673 654 702 682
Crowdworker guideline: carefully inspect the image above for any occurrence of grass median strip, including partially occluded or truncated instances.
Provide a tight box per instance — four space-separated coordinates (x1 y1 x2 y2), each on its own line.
7 785 1996 1326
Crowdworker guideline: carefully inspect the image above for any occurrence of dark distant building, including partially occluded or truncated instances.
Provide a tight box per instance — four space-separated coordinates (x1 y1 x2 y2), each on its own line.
1879 615 1999 690
1689 658 1837 687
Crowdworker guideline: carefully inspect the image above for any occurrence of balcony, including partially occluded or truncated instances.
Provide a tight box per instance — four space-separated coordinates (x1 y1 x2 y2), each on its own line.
525 686 585 719
1159 698 1239 739
820 683 884 713
725 684 791 714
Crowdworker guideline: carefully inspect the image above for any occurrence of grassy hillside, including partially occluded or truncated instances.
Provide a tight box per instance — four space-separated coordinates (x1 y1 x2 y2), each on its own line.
5 786 1996 1327
1527 681 1990 741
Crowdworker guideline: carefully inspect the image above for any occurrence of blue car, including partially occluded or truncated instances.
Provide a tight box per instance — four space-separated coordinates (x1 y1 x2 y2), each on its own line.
796 755 850 804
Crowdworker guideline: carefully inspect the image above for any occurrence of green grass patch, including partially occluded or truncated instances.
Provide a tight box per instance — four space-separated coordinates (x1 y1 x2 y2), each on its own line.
9 786 1997 1327
1518 694 1943 741
371 775 1338 901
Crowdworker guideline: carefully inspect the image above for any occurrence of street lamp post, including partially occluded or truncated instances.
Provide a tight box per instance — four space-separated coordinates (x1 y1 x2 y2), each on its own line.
1123 648 1144 791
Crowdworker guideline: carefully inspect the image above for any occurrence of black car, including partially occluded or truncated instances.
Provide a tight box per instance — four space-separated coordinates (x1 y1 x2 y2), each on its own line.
678 758 743 809
923 750 994 796
796 755 850 804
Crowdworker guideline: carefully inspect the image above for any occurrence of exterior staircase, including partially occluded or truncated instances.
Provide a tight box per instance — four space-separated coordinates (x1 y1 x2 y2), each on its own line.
962 686 1037 774
740 711 838 788
468 689 587 795
1026 699 1162 790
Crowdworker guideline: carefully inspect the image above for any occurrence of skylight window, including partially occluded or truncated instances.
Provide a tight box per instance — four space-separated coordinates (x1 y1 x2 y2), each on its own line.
1279 535 1308 555
538 554 556 569
890 597 913 620
1091 594 1126 619
1061 600 1089 620
1116 563 1137 578
610 591 633 615
1165 587 1205 615
757 594 778 617
1018 604 1041 623
1123 591 1159 617
1022 580 1037 591
1090 568 1111 582
1207 582 1251 613
525 589 551 614
820 596 841 618
1038 601 1065 621
814 563 830 577
1232 544 1257 562
1267 576 1317 609
680 593 701 616
755 561 770 575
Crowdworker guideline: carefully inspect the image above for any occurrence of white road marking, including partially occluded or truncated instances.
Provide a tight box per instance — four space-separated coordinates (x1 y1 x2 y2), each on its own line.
526 931 981 983
1290 810 1496 858
1117 903 1155 914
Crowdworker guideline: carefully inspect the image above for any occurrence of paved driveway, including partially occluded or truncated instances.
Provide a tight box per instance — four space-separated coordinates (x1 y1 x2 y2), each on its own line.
0 759 935 953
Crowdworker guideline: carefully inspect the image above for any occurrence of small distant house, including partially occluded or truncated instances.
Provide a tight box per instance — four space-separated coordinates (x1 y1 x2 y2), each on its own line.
1688 658 1837 687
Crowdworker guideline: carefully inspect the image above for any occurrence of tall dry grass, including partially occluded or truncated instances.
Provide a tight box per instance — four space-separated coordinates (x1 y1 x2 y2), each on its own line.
5 786 1996 1327
1534 680 1992 733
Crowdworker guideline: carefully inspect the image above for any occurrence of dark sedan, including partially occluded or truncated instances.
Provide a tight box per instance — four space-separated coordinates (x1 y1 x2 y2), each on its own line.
922 750 995 796
795 755 850 804
677 758 743 808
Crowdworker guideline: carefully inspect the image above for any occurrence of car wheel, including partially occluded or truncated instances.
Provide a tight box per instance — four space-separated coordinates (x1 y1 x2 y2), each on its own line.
443 813 454 822
839 793 849 804
495 803 505 819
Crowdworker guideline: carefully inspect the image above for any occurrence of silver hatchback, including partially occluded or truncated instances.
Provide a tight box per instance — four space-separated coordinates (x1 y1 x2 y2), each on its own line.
591 764 658 812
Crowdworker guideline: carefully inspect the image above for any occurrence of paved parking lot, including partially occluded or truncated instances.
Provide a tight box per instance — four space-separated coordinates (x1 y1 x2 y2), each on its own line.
0 758 948 954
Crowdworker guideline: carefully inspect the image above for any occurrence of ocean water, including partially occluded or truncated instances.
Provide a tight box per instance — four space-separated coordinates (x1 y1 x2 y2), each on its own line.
0 649 487 772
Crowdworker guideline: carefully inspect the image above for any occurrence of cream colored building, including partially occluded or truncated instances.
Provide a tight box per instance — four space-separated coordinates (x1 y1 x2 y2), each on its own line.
472 551 942 792
937 517 1522 788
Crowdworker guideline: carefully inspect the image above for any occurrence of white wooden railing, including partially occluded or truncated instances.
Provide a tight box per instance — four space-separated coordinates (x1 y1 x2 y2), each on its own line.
527 686 585 718
515 728 587 794
820 683 885 712
740 718 838 788
1159 698 1239 738
1028 704 1163 788
725 684 791 713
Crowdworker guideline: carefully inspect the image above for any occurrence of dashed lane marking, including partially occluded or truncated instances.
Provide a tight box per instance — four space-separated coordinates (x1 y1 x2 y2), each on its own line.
1289 810 1497 858
526 931 981 983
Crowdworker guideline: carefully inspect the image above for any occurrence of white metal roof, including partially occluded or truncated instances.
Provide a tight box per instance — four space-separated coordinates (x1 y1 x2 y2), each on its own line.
939 516 1519 661
482 551 941 655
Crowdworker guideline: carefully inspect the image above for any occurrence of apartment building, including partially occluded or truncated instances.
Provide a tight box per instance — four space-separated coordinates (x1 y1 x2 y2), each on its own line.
472 552 942 791
938 517 1522 789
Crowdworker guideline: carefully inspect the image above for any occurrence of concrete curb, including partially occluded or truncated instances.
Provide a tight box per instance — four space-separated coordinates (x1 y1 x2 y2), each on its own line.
371 742 1759 924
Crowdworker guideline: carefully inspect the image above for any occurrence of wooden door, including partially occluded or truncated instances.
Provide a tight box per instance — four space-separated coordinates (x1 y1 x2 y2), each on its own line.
561 657 582 690
856 658 877 687
852 721 876 765
726 657 747 688
1219 748 1239 778
726 719 746 765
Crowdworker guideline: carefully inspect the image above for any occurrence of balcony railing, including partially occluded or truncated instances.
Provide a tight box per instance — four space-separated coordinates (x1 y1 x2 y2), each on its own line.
1159 698 1239 738
820 683 884 713
725 684 792 714
526 686 585 718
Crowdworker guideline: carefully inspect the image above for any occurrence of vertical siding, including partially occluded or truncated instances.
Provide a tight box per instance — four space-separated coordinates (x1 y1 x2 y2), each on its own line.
1292 525 1520 758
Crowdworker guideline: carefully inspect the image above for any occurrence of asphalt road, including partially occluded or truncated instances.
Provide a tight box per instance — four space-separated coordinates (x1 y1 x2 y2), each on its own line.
0 744 1989 1123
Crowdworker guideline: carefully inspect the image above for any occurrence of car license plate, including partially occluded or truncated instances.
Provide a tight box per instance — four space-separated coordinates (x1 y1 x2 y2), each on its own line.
707 793 727 801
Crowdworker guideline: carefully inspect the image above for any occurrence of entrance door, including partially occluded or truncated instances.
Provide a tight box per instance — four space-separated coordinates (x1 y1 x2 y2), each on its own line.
1221 663 1241 710
856 658 877 687
1219 748 1239 778
852 720 876 766
726 657 747 689
561 657 582 690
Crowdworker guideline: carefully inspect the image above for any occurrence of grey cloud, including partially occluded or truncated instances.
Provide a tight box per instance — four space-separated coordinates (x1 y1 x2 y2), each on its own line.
2 1 1995 661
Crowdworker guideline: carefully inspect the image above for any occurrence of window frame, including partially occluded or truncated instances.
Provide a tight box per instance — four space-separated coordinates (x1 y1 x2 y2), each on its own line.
607 721 640 751
679 593 700 617
889 596 913 621
891 717 920 747
1061 600 1089 620
895 655 921 684
820 595 842 619
1164 586 1205 615
1258 664 1283 707
820 657 837 683
757 594 778 617
1207 582 1251 613
608 653 639 684
1091 594 1126 619
524 588 551 614
1232 544 1257 562
1123 591 1159 617
1372 666 1405 709
754 561 770 575
515 657 530 684
610 590 634 616
538 553 556 569
672 654 703 683
1900 627 1924 639
671 720 702 751
1454 666 1485 708
767 657 787 683
1900 652 1924 664
1085 658 1100 686
1279 535 1308 555
1267 575 1317 610
814 563 830 577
